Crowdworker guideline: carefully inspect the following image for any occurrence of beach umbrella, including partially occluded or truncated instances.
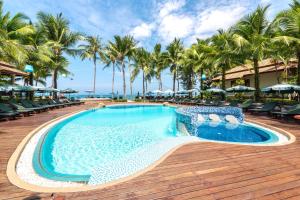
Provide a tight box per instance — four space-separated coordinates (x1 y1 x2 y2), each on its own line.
261 83 300 93
163 89 174 96
60 88 79 94
206 88 226 94
262 83 300 108
226 85 255 93
4 85 35 92
151 90 163 94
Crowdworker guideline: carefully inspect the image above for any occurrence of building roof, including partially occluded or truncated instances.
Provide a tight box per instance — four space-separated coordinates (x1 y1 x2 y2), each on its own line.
0 61 28 76
212 59 298 81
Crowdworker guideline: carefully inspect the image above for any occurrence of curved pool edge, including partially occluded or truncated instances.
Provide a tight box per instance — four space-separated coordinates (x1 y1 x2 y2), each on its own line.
6 103 296 193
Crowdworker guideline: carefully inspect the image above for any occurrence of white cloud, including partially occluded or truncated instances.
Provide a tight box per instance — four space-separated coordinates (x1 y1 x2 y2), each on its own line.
158 0 186 18
193 6 247 39
158 14 194 42
130 23 154 39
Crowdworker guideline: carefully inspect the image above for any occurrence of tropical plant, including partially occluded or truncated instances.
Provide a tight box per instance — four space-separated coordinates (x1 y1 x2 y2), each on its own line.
37 12 82 92
210 29 244 90
151 43 166 91
102 44 119 99
131 47 151 100
79 35 103 94
233 5 273 101
163 38 184 93
275 0 300 84
0 0 33 66
108 35 136 98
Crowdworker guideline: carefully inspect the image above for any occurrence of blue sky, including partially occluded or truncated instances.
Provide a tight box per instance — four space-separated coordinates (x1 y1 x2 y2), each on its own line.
4 0 292 94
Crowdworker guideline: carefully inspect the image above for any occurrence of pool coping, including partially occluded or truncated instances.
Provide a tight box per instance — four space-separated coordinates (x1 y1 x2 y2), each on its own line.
6 103 296 193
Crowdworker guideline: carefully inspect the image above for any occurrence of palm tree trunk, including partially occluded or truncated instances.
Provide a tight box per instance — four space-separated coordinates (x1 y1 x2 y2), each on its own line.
129 67 133 98
172 72 176 94
122 61 126 99
112 63 115 99
142 71 145 101
200 68 203 99
253 58 260 101
52 68 58 99
221 66 226 90
297 51 300 85
159 75 162 91
93 56 97 95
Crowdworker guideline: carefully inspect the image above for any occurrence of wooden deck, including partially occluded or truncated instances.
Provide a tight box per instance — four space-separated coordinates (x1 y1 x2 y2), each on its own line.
1 104 300 200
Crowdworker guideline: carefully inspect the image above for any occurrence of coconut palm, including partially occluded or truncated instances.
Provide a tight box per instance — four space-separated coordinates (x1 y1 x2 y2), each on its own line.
131 47 151 100
275 0 300 84
37 12 82 92
0 0 33 65
102 44 119 99
151 43 166 91
79 36 103 94
211 29 244 90
109 35 136 99
163 38 184 93
233 5 273 101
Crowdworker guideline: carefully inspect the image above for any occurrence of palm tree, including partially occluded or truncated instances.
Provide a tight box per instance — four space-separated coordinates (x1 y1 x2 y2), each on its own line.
109 35 136 99
37 12 82 92
233 5 273 101
163 38 184 93
211 29 244 90
102 44 119 99
0 0 33 66
275 0 300 84
151 43 166 91
79 36 103 94
131 47 151 100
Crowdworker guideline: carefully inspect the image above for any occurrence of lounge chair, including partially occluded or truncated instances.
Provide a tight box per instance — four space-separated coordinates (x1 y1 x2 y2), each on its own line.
249 102 278 114
0 103 22 118
271 104 300 119
7 100 36 114
239 99 253 111
19 100 47 112
228 100 239 107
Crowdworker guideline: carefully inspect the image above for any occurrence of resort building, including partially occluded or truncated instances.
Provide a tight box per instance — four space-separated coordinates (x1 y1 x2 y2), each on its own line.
0 61 27 83
212 59 298 88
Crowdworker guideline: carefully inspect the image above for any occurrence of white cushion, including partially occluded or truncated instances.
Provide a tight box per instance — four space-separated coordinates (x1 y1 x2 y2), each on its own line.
208 114 221 122
225 115 239 124
197 114 205 122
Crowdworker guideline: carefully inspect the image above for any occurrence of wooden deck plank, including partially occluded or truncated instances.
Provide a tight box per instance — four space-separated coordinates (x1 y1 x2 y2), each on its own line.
0 104 300 200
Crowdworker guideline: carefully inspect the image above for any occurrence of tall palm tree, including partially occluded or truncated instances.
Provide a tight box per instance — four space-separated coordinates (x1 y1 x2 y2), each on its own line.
0 0 33 66
102 44 119 99
275 0 300 84
131 47 151 100
211 29 244 90
151 43 166 91
37 12 82 92
163 38 184 93
79 36 103 94
109 35 136 99
233 5 273 101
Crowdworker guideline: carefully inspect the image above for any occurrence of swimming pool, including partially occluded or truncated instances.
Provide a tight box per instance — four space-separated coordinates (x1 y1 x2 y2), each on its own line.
15 104 291 189
33 105 181 182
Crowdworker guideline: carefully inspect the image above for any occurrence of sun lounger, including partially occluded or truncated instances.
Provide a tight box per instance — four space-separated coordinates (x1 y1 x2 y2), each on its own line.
239 99 253 111
0 103 21 118
249 102 278 114
271 104 300 118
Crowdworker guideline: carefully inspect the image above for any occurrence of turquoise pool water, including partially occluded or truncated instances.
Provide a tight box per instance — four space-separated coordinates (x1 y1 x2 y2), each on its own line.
33 105 284 183
34 105 179 181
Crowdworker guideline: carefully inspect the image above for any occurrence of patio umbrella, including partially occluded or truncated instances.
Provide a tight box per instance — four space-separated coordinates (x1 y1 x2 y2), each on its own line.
60 88 79 94
226 85 255 93
4 85 35 92
163 89 174 96
261 83 300 93
262 83 300 109
206 88 226 94
151 90 163 95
